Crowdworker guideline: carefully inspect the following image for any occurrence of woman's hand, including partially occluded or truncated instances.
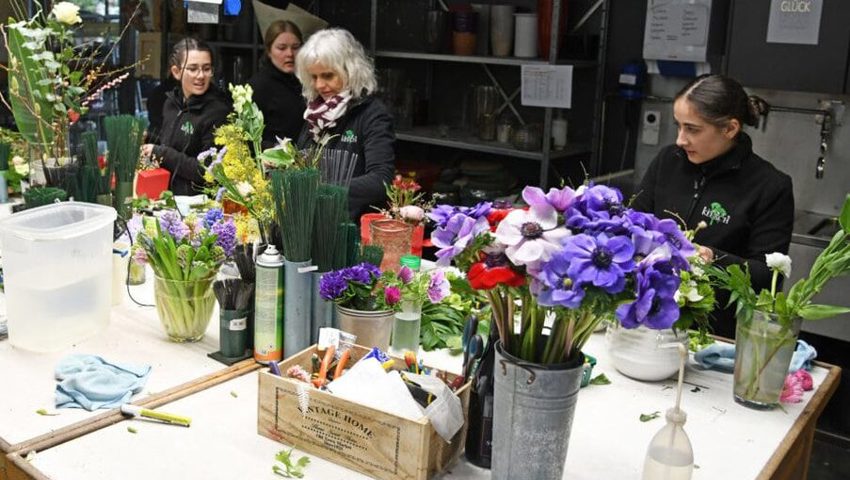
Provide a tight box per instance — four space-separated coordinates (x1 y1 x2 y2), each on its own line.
697 245 715 264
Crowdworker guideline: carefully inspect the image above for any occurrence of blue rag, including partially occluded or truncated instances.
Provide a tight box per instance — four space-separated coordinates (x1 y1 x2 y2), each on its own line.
55 354 152 411
694 340 818 374
694 343 736 373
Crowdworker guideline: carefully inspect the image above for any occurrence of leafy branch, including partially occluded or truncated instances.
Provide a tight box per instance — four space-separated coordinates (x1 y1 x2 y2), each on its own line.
272 449 310 478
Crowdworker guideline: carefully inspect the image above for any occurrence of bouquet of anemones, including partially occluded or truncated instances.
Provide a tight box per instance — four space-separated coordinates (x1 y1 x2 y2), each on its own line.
430 184 702 364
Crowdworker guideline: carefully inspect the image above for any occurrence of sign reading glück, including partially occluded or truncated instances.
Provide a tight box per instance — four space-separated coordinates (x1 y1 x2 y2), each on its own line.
767 0 823 45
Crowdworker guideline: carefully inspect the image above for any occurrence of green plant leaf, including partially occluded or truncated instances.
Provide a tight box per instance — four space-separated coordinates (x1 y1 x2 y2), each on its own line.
589 373 611 385
798 304 850 320
839 194 850 234
639 411 661 422
6 22 55 145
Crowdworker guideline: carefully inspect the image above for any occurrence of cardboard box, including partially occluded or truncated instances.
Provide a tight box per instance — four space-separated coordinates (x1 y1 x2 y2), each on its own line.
258 345 470 480
136 168 170 200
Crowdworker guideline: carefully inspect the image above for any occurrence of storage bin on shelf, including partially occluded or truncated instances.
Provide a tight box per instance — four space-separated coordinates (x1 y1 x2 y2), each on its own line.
257 344 470 480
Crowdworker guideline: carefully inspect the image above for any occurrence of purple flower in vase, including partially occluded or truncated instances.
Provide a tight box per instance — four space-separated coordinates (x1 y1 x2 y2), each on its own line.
398 266 414 284
533 251 586 309
159 210 190 242
384 286 401 306
211 218 237 257
563 233 635 294
427 204 459 228
319 271 348 301
616 263 681 329
432 213 490 266
653 218 696 269
203 208 224 229
495 205 570 267
523 185 577 213
344 262 381 284
427 270 450 303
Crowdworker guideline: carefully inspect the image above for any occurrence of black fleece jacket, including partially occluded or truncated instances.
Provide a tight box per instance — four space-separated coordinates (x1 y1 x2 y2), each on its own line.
154 87 231 195
247 59 305 149
297 95 396 221
632 133 794 336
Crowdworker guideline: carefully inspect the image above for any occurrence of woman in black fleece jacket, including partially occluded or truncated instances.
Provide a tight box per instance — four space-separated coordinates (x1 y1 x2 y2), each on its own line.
294 28 395 221
141 38 231 196
632 75 794 338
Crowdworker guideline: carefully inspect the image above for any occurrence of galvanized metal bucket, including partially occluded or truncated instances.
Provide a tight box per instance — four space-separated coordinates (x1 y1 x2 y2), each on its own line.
491 341 583 480
284 259 312 358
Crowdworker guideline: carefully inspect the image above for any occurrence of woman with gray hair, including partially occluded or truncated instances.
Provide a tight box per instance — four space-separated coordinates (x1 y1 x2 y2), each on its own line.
295 28 395 221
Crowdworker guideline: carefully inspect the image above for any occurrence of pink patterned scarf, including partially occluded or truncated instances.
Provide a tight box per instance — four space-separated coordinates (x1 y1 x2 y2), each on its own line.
303 92 352 141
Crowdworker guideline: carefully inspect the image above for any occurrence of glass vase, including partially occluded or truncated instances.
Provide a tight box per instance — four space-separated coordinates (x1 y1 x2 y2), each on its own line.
370 219 413 273
153 274 217 342
391 299 422 355
733 310 803 409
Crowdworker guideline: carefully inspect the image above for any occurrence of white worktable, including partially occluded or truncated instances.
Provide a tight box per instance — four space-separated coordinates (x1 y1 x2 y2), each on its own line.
8 333 838 480
0 279 226 450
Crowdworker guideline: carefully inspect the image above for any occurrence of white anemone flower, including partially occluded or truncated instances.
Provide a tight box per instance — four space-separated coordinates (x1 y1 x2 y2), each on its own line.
495 204 570 267
766 252 792 277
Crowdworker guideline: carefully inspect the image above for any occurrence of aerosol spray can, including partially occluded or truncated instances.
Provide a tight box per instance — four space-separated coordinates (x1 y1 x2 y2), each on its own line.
254 244 284 364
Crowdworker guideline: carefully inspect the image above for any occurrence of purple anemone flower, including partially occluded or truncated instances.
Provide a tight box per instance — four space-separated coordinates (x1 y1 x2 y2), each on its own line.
343 262 381 284
427 204 460 228
616 263 681 329
654 218 696 269
463 202 492 219
523 185 577 212
432 213 490 266
532 251 586 308
427 270 450 303
563 233 635 294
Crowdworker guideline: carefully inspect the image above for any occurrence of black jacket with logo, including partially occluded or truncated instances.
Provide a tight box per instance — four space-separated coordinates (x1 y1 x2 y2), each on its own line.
154 87 231 195
248 59 305 149
297 95 396 220
632 133 794 336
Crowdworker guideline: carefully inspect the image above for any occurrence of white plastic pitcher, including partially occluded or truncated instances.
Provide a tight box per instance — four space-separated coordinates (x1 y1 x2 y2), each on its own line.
0 202 117 352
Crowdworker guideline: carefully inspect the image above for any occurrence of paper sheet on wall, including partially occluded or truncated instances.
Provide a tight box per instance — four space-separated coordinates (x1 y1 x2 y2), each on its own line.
187 1 220 24
766 0 823 45
520 65 573 109
252 0 329 40
643 0 712 62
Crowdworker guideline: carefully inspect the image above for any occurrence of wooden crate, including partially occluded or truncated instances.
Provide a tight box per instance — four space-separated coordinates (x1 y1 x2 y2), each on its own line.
257 345 470 480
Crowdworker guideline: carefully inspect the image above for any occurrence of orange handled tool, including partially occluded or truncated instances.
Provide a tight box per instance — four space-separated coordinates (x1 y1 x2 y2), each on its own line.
313 345 336 388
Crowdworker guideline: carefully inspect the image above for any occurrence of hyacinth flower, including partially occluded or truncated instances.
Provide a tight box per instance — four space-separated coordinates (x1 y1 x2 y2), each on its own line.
137 209 233 342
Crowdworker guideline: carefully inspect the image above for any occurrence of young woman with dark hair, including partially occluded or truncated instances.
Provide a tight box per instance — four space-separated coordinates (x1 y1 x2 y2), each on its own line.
248 20 306 148
631 74 794 338
141 38 231 195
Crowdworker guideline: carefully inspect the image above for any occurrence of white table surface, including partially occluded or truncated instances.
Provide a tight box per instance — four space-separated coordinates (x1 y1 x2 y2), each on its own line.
0 277 226 447
19 333 830 480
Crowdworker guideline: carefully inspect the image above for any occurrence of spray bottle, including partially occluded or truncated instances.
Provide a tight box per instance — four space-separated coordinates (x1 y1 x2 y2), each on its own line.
642 343 694 480
254 245 284 364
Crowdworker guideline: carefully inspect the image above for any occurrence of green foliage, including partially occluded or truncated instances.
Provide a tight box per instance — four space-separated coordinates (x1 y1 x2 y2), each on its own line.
589 373 611 385
688 329 715 352
419 274 477 350
639 411 661 422
272 449 310 478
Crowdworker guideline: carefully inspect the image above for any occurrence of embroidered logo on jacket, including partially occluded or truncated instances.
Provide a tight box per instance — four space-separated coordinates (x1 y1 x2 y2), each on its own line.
181 121 194 136
702 202 731 225
341 129 358 143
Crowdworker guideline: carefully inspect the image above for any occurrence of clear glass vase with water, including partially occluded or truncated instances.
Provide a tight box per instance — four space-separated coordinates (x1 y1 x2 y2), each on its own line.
391 299 422 355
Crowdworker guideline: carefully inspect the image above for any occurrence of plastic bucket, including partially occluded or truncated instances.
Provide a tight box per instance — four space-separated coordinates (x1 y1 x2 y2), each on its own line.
0 202 116 352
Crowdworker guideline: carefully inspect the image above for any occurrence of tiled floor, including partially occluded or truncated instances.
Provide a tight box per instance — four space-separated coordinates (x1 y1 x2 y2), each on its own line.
809 431 850 479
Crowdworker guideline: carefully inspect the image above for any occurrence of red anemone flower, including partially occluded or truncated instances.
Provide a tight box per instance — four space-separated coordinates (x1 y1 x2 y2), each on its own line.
468 252 525 290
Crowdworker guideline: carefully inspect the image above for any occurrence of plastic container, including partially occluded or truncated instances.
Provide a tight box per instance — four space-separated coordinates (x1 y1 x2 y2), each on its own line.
0 202 117 352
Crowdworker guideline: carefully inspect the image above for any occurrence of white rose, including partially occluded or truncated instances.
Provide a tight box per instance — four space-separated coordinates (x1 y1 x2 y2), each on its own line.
765 252 792 277
52 2 82 25
236 181 254 197
399 205 425 223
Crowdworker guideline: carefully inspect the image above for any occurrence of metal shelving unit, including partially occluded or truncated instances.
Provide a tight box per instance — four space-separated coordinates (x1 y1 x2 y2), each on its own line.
368 0 610 187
